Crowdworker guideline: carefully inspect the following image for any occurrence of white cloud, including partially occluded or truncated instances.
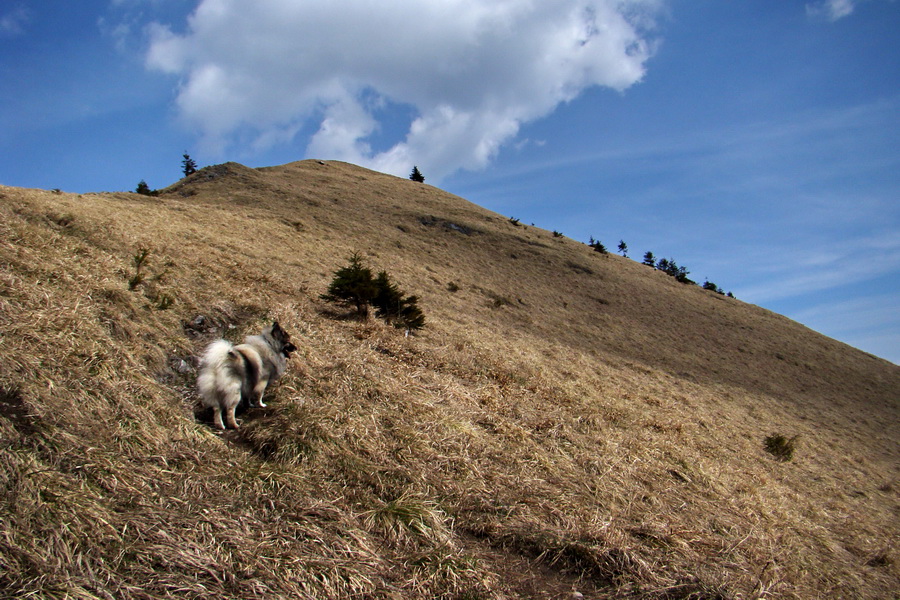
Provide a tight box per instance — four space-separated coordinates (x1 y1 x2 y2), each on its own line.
146 0 661 180
829 0 855 19
0 6 29 37
791 295 900 338
735 232 900 304
789 295 900 363
806 0 859 21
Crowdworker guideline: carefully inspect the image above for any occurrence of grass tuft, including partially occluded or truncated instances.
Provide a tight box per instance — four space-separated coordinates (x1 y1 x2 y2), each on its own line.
364 494 450 544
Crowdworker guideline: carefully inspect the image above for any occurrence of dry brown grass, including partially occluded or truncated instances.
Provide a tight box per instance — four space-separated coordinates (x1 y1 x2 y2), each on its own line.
1 160 898 599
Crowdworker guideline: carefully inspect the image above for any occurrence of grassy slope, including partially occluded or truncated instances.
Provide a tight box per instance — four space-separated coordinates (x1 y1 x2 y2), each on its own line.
0 160 897 599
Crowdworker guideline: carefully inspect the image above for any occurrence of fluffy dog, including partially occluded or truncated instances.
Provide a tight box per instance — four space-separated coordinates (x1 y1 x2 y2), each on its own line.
197 321 296 430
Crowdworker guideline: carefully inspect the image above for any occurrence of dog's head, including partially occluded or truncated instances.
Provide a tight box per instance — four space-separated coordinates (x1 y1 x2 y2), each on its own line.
268 321 296 357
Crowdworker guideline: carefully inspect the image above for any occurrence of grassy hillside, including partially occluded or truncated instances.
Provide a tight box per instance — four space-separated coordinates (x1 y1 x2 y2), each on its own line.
1 160 897 599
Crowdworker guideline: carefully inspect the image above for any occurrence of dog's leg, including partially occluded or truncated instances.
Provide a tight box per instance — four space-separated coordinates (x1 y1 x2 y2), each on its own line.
211 406 225 430
224 404 239 429
253 379 268 407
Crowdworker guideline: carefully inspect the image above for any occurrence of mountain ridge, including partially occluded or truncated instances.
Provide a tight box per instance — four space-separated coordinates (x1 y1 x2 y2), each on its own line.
0 159 897 599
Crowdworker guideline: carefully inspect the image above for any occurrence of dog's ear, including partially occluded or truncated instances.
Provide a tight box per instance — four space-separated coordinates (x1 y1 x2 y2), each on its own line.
282 342 298 357
271 321 291 343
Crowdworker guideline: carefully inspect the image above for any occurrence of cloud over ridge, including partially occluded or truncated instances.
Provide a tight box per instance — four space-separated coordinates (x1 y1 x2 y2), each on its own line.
146 0 661 180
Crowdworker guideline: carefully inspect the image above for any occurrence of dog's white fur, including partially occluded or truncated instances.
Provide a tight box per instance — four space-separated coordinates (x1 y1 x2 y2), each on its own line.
197 340 246 430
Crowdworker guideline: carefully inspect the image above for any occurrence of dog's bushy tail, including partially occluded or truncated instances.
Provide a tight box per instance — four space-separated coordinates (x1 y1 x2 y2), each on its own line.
198 340 244 404
200 339 238 369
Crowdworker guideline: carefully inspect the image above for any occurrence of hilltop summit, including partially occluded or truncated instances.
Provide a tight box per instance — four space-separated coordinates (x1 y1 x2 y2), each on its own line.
1 160 897 599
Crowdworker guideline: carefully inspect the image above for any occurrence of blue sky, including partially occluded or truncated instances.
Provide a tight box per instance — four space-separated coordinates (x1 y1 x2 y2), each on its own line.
1 1 898 363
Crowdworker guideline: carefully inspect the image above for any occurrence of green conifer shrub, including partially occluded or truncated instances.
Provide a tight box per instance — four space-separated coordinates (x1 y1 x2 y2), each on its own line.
588 237 607 254
656 258 692 284
321 254 425 332
320 252 378 317
136 180 152 196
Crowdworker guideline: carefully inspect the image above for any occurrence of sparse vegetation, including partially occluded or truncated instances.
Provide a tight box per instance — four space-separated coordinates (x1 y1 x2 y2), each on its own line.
508 216 521 226
553 230 563 238
618 239 628 257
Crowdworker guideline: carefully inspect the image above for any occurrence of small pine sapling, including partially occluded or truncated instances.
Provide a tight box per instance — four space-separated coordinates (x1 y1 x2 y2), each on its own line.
129 248 152 290
589 237 607 254
320 252 378 317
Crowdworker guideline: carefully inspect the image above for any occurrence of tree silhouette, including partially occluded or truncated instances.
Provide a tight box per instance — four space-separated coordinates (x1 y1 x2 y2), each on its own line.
656 258 692 284
589 237 607 254
617 240 628 257
703 280 725 295
409 166 425 183
135 180 152 196
182 152 198 177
